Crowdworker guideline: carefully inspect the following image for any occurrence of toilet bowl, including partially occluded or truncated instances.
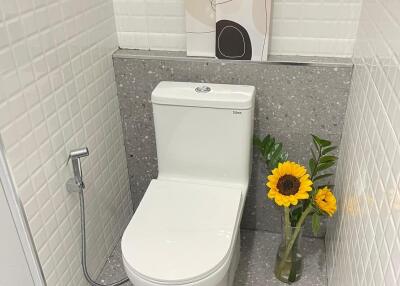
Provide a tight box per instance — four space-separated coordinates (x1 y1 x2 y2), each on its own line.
121 82 255 286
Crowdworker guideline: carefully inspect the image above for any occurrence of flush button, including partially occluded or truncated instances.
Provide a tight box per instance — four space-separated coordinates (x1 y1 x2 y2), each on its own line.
195 86 211 93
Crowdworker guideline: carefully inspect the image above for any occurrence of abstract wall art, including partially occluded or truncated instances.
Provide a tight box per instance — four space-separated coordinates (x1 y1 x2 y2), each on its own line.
215 0 272 61
184 0 216 57
184 0 271 61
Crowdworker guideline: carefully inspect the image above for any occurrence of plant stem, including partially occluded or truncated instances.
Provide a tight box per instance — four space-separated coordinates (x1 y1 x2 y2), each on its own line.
284 207 291 246
277 204 313 275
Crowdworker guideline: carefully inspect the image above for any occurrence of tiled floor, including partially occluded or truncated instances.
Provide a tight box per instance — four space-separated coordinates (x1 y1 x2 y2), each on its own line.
97 230 327 286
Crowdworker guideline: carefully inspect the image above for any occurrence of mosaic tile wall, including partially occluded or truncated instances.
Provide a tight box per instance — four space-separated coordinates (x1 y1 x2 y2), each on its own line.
0 0 132 285
326 0 400 284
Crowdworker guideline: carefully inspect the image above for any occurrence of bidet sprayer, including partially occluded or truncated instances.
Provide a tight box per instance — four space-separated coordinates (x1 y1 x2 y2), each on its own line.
66 146 130 286
67 147 89 189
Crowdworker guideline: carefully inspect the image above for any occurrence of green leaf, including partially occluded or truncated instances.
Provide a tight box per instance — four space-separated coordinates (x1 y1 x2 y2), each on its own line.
310 148 317 160
271 143 283 161
312 136 320 153
290 206 303 226
268 158 278 170
312 213 321 236
316 161 335 172
320 155 338 163
281 152 289 162
313 173 334 181
312 134 331 147
322 146 338 155
254 134 288 170
253 136 263 148
309 158 317 174
262 134 271 146
311 134 320 143
319 139 331 147
264 138 275 159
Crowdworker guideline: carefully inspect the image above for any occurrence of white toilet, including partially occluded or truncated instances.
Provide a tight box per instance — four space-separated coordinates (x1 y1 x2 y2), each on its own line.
121 81 255 286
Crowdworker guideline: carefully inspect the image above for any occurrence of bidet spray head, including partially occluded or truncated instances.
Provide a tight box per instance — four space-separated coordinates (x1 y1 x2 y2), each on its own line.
67 147 89 189
69 147 89 159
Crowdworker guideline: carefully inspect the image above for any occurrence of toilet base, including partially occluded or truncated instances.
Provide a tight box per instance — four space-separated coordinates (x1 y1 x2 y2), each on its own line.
123 230 241 286
225 230 241 286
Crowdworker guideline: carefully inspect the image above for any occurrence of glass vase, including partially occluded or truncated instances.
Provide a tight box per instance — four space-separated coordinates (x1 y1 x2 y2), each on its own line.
274 223 304 283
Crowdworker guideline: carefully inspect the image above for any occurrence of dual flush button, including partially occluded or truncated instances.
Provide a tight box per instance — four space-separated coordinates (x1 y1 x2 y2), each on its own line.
195 86 211 93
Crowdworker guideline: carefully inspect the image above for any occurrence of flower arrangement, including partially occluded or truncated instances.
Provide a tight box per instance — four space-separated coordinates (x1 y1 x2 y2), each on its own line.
254 134 338 283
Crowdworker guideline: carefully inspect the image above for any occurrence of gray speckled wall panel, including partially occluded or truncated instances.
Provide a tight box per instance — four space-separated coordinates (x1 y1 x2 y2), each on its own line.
113 50 353 236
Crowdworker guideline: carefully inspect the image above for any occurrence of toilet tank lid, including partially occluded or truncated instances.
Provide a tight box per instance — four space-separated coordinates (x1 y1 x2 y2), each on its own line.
151 81 255 110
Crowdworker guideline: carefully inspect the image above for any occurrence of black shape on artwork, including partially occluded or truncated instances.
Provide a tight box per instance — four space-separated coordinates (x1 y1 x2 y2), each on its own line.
216 20 252 60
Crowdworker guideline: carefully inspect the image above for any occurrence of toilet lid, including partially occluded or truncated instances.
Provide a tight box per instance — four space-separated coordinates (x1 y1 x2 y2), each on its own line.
121 179 243 284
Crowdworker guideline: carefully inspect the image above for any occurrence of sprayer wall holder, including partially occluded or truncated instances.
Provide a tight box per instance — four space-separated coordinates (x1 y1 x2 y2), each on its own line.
66 178 82 193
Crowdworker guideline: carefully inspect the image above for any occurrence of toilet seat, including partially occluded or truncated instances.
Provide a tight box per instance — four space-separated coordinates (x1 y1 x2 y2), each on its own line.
121 179 243 285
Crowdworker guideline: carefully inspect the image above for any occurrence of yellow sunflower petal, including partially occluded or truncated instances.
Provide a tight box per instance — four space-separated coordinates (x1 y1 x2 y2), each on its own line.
289 195 299 205
295 192 310 199
282 199 291 207
266 161 313 207
275 196 284 206
267 189 276 199
299 184 313 193
300 174 311 182
315 187 337 216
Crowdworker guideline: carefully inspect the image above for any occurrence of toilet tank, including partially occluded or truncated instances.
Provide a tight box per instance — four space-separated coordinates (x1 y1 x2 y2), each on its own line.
152 81 255 188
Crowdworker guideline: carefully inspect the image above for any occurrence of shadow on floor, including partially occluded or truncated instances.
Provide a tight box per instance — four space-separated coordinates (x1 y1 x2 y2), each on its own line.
97 230 327 286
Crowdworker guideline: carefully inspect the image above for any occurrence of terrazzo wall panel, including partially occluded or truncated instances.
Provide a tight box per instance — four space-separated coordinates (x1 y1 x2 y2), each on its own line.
326 0 400 284
113 50 353 236
0 0 132 285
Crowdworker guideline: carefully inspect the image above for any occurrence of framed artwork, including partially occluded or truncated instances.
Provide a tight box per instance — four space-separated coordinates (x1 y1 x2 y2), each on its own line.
215 0 271 61
185 0 271 61
184 0 216 57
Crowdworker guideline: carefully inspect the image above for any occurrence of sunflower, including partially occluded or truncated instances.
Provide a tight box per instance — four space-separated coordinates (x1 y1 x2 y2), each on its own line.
267 161 313 207
315 187 337 216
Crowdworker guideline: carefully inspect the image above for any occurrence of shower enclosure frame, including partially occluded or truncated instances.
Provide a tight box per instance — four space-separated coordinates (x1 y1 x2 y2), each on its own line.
0 135 46 286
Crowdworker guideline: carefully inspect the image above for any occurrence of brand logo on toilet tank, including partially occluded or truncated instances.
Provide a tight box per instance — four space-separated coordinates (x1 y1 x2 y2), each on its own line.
233 110 242 115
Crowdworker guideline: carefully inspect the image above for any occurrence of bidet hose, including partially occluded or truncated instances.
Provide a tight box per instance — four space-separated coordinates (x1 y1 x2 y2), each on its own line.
79 189 129 286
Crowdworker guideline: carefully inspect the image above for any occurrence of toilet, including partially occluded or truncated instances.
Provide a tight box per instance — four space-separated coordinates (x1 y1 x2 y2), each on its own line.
121 81 255 286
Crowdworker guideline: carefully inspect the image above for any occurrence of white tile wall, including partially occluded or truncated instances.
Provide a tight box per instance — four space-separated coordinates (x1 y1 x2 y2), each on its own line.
112 0 362 57
0 0 133 285
270 0 362 57
326 0 400 284
114 0 186 51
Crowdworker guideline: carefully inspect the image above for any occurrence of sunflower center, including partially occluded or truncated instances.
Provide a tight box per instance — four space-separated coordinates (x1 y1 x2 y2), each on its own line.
277 175 300 196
